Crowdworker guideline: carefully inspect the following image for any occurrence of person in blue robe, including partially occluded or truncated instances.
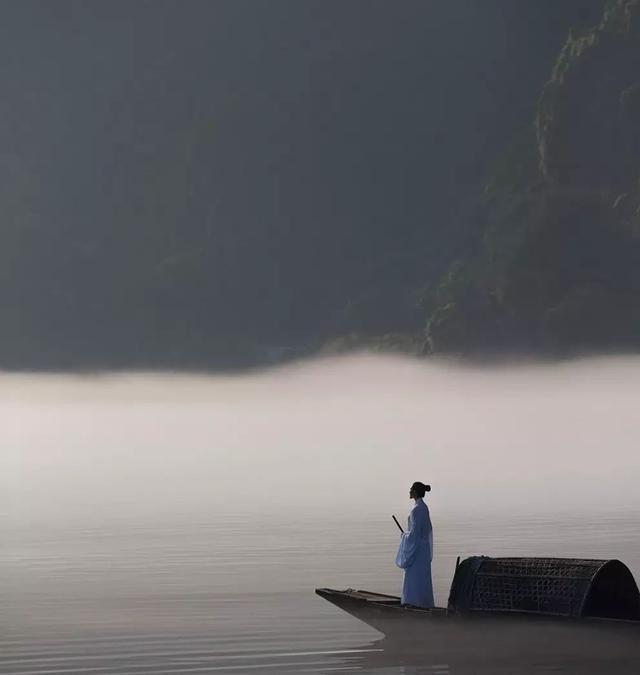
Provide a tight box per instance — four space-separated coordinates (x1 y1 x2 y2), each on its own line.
395 481 434 608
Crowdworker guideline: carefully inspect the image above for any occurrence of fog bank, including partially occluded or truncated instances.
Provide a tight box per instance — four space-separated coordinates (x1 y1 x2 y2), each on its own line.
2 355 639 528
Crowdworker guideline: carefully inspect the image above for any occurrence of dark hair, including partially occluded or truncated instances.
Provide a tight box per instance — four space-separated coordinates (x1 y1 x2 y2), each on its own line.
411 481 431 498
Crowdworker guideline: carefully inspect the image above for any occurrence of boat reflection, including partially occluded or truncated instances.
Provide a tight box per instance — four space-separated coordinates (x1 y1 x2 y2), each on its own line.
319 616 640 674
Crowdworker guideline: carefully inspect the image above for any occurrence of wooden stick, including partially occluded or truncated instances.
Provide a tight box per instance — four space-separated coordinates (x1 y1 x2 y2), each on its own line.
392 515 404 533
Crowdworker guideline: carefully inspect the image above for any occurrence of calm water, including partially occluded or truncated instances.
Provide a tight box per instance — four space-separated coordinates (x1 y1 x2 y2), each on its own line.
3 511 640 673
3 359 640 673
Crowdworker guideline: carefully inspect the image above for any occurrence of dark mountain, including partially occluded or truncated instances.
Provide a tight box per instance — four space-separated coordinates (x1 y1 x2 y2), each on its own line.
424 0 640 356
0 1 618 369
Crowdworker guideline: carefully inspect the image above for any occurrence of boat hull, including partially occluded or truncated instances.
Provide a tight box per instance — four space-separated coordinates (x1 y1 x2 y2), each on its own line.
315 588 444 633
316 588 640 669
316 587 640 632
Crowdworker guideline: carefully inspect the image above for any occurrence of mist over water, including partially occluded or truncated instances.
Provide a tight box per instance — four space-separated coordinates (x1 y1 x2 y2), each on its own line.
3 354 640 528
3 355 640 673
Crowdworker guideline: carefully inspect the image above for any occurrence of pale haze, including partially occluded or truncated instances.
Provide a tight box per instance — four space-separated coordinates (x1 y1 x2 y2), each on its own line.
3 355 639 528
4 356 640 673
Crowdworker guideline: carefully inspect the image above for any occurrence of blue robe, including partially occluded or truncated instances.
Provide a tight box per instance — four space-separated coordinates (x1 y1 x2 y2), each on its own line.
395 498 434 608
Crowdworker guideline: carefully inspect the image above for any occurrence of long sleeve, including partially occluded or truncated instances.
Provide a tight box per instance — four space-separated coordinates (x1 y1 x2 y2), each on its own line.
395 511 419 569
396 501 433 568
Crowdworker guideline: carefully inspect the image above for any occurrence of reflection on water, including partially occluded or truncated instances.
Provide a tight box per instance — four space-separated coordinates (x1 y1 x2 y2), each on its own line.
2 512 640 673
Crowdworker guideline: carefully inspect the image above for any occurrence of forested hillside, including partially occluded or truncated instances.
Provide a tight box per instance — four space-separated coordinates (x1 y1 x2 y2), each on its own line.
423 0 640 356
1 0 630 369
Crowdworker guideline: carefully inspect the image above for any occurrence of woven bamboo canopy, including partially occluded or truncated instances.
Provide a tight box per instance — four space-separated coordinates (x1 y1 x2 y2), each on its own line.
448 557 640 620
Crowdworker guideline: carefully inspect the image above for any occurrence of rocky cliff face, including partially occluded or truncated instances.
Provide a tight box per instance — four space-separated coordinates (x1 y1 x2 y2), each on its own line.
537 0 640 188
426 0 640 356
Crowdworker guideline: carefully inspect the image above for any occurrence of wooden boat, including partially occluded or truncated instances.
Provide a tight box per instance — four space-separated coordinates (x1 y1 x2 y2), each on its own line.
316 556 640 636
315 587 447 634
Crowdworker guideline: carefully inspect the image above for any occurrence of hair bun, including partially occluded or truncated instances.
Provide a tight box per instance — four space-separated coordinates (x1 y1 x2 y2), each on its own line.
425 484 431 492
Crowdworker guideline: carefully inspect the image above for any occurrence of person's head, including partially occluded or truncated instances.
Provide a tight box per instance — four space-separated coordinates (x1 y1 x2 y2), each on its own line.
409 481 431 499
